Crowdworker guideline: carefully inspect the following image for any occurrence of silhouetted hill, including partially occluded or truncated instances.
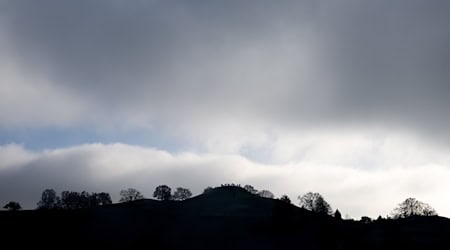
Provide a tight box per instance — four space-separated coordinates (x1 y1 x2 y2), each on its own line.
182 186 287 216
1 186 450 249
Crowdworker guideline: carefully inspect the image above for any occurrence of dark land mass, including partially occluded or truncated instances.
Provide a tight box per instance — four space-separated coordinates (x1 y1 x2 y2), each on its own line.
1 186 450 249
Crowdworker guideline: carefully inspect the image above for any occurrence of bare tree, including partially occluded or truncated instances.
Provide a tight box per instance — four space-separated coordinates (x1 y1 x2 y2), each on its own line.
119 188 144 203
96 192 112 206
279 195 291 204
172 187 192 201
244 185 258 195
258 190 275 199
3 201 21 211
37 189 60 209
203 186 214 194
298 192 332 215
391 197 437 218
299 192 317 211
153 185 172 201
61 191 84 209
48 190 113 209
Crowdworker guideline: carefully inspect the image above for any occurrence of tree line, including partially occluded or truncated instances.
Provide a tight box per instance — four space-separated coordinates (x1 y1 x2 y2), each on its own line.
36 189 112 210
2 184 439 221
119 185 193 202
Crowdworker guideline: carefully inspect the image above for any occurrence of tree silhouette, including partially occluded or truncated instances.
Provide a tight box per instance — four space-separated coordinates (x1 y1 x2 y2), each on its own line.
298 192 332 215
153 185 172 201
258 190 275 199
391 197 437 218
61 191 89 209
334 209 342 220
203 186 214 193
51 191 113 209
361 216 372 224
279 195 291 204
37 189 60 209
314 196 332 214
95 192 112 206
3 201 21 211
172 187 192 201
244 185 258 195
85 192 112 207
119 188 144 203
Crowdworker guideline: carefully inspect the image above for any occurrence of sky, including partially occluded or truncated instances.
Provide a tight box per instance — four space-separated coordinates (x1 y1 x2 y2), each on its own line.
1 0 450 218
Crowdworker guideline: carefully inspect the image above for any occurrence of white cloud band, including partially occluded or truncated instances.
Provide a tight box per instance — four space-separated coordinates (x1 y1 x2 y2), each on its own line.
1 137 449 218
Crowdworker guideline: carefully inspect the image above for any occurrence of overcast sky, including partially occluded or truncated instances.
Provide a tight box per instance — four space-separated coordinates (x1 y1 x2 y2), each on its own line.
1 0 450 218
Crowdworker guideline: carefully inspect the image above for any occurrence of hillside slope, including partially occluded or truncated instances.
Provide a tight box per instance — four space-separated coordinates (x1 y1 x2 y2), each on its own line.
1 186 449 249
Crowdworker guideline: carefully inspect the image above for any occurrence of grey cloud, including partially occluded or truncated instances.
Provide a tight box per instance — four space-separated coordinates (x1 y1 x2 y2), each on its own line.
316 1 450 116
1 0 450 144
2 0 312 96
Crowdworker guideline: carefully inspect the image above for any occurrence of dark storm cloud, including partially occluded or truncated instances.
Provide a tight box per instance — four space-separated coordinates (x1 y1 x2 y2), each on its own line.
1 0 313 104
1 0 450 142
313 1 450 126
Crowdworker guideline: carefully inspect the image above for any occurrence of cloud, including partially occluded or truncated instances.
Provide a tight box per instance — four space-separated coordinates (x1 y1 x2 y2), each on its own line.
0 144 36 169
1 139 450 218
1 0 450 149
0 40 91 127
1 1 450 218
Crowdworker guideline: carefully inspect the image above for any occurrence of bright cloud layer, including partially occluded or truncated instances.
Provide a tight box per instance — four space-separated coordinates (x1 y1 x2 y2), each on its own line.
1 135 450 218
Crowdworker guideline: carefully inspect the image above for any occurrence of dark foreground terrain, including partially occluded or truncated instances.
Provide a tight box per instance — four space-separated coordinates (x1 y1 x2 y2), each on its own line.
1 186 450 249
